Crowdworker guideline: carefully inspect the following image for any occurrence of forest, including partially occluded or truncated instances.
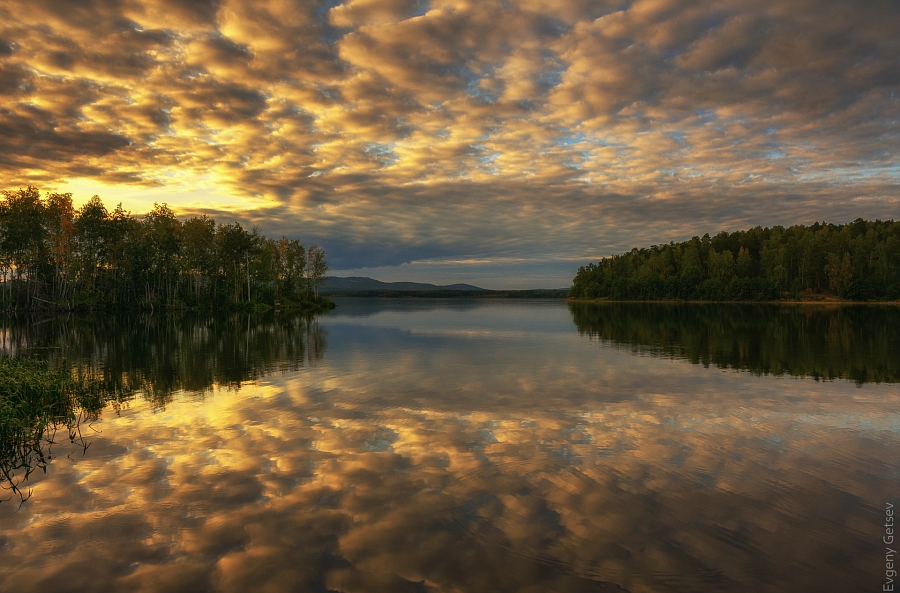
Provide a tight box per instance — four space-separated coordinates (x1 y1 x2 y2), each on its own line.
570 219 900 301
0 187 331 311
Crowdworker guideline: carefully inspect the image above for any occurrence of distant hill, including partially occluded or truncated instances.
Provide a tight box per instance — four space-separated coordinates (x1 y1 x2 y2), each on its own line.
320 276 485 293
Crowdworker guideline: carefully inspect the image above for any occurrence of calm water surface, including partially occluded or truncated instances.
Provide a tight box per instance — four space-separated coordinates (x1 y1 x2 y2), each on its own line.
1 300 898 593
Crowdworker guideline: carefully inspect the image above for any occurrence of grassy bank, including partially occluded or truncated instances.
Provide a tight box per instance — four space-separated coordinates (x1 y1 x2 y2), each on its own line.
0 357 106 502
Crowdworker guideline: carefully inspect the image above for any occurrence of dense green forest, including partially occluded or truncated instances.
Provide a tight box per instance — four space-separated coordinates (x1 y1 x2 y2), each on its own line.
570 302 900 384
571 219 900 301
0 187 332 311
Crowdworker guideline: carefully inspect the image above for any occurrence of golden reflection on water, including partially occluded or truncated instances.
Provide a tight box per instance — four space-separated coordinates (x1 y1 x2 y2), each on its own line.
0 301 898 593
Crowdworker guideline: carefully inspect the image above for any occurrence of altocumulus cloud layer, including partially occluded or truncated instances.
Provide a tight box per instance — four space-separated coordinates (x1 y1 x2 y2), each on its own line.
0 0 899 281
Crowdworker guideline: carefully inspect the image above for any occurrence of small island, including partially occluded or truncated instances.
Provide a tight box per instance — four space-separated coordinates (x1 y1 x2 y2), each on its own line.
570 219 900 302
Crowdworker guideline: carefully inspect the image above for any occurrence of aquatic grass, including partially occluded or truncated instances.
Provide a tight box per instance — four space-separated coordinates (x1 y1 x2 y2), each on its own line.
0 357 101 503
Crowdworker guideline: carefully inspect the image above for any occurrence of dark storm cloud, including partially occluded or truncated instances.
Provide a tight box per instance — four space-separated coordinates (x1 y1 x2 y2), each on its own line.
0 0 897 273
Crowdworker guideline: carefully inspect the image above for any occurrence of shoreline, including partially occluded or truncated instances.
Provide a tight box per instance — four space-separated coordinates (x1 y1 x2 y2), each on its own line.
567 298 900 305
324 289 569 299
0 299 336 316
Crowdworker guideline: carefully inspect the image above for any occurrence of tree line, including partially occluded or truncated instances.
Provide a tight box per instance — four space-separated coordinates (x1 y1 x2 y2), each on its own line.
0 187 331 311
570 218 900 301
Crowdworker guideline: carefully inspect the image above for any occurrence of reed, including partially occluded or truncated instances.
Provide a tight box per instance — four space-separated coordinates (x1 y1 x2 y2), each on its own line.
0 357 102 503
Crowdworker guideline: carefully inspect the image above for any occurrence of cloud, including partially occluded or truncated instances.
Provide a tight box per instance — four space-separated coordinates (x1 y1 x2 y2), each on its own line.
0 0 898 279
329 0 424 28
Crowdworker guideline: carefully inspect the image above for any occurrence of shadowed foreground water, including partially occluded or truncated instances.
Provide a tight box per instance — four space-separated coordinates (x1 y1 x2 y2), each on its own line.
0 300 897 593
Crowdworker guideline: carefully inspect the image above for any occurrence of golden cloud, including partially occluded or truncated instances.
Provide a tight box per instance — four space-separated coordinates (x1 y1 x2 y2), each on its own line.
0 0 897 272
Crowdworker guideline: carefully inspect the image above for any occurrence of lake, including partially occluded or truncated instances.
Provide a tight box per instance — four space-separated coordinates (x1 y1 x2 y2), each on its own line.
1 300 898 592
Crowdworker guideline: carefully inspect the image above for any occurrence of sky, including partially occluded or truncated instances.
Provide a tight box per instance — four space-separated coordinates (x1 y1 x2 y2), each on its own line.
0 0 898 288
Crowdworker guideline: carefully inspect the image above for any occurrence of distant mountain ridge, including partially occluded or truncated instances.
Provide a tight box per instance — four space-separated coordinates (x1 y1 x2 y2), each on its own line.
320 276 485 292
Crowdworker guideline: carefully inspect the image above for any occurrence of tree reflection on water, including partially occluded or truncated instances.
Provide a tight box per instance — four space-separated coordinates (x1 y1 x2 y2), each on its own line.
0 302 896 591
0 311 327 498
570 302 900 384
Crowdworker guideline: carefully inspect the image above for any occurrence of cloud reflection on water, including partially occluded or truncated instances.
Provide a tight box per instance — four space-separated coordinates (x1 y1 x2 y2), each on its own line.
0 301 897 592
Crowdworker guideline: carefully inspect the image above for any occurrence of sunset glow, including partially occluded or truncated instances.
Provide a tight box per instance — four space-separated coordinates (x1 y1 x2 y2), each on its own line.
1 0 898 286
